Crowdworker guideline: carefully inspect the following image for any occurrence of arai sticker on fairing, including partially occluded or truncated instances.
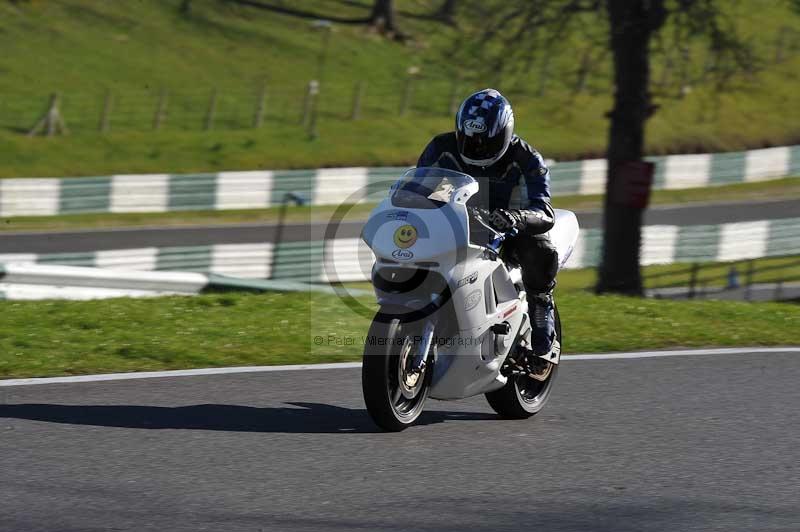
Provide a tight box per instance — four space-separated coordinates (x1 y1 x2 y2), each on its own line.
464 289 482 311
392 249 414 260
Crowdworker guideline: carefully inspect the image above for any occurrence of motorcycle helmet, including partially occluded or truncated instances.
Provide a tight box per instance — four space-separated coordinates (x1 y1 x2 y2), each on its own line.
455 88 515 167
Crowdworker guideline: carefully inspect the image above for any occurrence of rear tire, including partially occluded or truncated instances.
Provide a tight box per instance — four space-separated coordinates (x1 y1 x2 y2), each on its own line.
362 309 432 432
485 306 562 419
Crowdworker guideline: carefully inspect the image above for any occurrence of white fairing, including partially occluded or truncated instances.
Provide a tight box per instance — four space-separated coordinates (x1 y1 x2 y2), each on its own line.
549 209 580 269
362 169 579 400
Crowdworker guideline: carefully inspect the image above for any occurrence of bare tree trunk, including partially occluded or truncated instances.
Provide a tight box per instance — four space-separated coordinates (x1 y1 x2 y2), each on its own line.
596 0 666 295
370 0 403 38
435 0 457 24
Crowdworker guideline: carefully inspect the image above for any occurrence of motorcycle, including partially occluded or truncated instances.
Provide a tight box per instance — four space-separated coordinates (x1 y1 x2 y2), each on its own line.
360 167 579 431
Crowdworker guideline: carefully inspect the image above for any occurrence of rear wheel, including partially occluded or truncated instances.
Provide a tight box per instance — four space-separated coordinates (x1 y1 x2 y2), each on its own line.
485 306 561 419
362 310 432 431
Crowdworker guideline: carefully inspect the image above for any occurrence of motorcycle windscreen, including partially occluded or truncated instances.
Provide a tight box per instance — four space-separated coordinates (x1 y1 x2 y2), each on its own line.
391 167 475 209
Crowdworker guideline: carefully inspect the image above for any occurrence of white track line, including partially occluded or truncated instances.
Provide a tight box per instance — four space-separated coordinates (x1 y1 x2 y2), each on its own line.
1 347 798 387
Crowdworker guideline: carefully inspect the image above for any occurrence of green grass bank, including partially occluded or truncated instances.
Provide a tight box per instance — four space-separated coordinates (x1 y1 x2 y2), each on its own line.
1 288 797 379
1 0 798 177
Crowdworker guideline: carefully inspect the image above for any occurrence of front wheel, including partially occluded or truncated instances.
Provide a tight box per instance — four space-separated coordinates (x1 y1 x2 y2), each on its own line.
485 305 562 419
362 310 432 431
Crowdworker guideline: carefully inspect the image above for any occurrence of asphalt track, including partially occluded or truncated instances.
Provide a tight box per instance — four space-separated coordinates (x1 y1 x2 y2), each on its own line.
2 198 798 254
2 350 799 531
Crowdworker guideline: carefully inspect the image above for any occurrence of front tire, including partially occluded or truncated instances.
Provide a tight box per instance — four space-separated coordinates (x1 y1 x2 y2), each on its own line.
485 306 562 419
362 310 432 431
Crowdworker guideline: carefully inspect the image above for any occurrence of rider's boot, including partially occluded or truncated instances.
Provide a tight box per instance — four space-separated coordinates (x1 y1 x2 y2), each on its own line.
531 292 556 355
519 292 560 367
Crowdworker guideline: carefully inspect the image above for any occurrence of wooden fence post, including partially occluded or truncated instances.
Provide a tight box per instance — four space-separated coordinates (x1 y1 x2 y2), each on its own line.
775 26 789 63
400 67 419 116
306 80 321 139
205 88 218 131
350 81 365 121
302 80 319 129
99 89 113 133
677 43 692 99
253 83 267 128
537 56 551 97
448 76 461 116
573 49 593 94
153 88 168 130
28 93 68 137
658 54 673 90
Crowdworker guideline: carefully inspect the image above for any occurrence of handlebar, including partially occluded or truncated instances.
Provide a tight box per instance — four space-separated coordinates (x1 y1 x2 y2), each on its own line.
467 206 515 253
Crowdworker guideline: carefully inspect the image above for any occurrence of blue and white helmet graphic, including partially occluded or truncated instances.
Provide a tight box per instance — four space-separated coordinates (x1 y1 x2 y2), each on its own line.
455 88 515 167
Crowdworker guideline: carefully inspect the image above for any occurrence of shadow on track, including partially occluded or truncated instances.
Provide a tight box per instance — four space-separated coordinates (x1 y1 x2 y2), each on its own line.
0 402 498 434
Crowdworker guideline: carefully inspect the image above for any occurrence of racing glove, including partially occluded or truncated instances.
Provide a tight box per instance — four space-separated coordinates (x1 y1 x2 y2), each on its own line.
517 206 555 235
486 208 524 233
476 202 556 235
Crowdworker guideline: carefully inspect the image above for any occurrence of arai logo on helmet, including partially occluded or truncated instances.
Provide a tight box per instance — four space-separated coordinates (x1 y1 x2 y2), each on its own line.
464 119 486 134
392 249 414 260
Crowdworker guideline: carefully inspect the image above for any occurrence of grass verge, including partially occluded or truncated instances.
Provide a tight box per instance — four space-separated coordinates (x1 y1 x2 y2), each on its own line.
553 176 800 212
2 177 798 233
1 290 797 379
554 257 800 292
0 1 798 177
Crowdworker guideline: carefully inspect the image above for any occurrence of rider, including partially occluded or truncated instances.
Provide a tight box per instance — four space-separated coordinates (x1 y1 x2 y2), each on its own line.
416 88 559 359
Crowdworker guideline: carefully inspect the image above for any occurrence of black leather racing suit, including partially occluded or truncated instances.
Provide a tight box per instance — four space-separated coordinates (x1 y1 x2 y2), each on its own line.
417 132 558 295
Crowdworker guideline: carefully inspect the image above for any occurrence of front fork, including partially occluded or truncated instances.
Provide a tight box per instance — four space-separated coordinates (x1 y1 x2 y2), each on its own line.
411 319 436 372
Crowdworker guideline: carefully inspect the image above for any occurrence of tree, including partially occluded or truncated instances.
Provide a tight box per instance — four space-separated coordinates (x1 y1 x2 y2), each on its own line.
446 0 766 295
596 0 667 294
370 0 405 39
435 0 458 24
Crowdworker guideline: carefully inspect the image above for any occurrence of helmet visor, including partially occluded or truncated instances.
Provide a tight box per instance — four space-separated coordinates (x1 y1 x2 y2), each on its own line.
457 131 507 165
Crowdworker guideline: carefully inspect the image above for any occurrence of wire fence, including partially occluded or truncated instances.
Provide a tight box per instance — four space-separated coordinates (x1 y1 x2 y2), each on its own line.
645 255 800 302
6 26 800 138
0 76 471 136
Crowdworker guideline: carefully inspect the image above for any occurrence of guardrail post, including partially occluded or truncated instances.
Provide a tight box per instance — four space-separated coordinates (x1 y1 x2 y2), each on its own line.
744 260 755 302
688 263 699 299
774 281 783 301
726 265 739 289
271 192 307 280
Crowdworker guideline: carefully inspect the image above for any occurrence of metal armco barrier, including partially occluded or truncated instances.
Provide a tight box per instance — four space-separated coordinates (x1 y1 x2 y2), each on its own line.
1 145 798 217
2 218 798 284
0 263 349 301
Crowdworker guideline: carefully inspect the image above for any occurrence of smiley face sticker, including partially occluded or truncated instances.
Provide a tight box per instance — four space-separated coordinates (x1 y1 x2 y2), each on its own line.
393 224 418 249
